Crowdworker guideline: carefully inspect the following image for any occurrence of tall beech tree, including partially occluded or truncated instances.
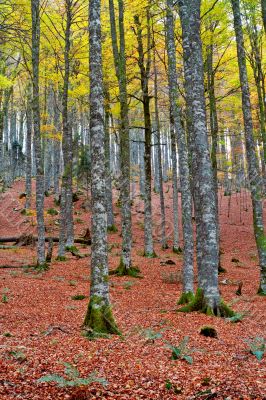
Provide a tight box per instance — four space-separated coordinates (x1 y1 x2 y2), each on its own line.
166 0 194 299
231 0 266 295
58 0 74 258
178 0 223 313
83 0 119 335
109 0 133 273
31 0 46 266
134 8 155 258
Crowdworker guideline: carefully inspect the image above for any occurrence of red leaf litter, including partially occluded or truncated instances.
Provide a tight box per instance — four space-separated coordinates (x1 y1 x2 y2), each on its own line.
0 180 265 400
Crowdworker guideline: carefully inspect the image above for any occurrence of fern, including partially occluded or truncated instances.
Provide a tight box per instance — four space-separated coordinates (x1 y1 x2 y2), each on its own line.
37 362 107 388
166 336 193 364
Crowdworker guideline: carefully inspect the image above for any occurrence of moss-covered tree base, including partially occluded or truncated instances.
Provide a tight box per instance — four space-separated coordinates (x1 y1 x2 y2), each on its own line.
173 246 183 254
257 286 266 296
56 256 67 262
83 295 120 338
177 288 235 318
162 244 169 250
143 252 157 258
35 262 49 272
110 260 141 278
107 225 118 233
177 291 194 305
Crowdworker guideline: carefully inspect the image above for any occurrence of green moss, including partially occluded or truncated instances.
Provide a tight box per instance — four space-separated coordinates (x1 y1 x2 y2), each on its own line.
110 260 141 278
65 245 79 253
47 208 59 216
173 246 183 254
257 286 266 296
83 295 120 338
143 251 157 258
71 294 86 300
35 262 49 272
56 256 67 262
177 288 235 318
107 225 118 233
177 291 194 305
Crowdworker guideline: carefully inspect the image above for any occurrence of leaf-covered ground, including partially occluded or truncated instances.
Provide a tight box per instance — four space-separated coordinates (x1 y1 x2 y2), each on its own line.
0 181 265 399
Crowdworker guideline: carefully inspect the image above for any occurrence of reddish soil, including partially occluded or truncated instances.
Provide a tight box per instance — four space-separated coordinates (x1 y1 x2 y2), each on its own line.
0 180 265 400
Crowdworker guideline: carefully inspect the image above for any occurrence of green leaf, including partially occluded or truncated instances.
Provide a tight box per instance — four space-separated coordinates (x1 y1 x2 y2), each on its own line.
63 362 79 378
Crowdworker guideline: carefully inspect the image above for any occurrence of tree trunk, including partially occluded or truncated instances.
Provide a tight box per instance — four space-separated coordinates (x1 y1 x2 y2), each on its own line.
178 0 220 310
25 90 32 209
134 11 154 257
109 0 132 270
231 0 266 294
153 46 167 249
262 0 266 33
59 0 74 255
31 0 46 266
166 0 194 296
83 0 119 336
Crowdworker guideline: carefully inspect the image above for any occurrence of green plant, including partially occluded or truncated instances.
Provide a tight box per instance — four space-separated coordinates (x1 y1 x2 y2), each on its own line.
226 312 245 323
75 218 84 224
71 294 86 300
37 362 107 388
165 379 182 394
1 294 8 303
245 337 265 361
9 349 27 362
166 336 193 364
140 328 163 343
123 281 134 290
47 208 59 216
3 332 12 337
68 280 77 287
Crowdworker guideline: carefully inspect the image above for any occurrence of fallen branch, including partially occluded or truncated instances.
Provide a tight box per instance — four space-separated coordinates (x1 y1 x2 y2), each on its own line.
0 236 91 245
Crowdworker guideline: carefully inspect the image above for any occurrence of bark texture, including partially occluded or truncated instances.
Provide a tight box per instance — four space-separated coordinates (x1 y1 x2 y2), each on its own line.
231 0 266 294
31 0 46 265
166 0 194 294
178 0 220 309
84 0 119 334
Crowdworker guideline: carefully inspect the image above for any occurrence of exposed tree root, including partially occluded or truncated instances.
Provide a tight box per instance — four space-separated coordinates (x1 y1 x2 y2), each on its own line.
177 288 235 318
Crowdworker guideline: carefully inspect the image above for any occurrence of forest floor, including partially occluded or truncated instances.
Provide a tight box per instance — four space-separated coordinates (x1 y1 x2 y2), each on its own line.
0 180 265 400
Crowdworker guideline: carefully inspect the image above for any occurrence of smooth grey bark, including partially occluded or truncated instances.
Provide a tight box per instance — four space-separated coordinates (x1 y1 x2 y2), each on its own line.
83 0 119 335
231 0 266 294
166 0 194 293
25 92 32 209
53 90 61 201
31 0 46 265
178 0 219 308
104 90 114 229
169 114 180 251
243 4 266 188
134 10 154 257
59 0 74 255
220 130 231 195
153 48 167 249
109 0 132 269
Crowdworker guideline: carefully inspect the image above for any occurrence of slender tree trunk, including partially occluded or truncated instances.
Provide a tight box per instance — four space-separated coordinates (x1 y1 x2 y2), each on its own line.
53 90 61 202
166 0 194 296
59 0 74 255
25 91 32 209
31 0 46 265
153 47 167 249
109 0 132 271
169 113 180 252
134 11 154 257
178 0 220 310
231 0 266 294
83 0 119 335
104 89 115 229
